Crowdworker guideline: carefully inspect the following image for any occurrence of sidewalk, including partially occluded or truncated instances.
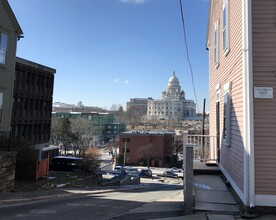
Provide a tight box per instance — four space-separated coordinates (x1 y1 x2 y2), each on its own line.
1 175 276 220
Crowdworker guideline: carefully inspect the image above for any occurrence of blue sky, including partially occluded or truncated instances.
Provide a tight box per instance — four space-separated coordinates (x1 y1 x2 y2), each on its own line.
9 0 210 112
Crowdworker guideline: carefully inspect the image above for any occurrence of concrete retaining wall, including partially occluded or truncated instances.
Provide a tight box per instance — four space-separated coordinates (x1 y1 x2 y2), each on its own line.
0 152 17 192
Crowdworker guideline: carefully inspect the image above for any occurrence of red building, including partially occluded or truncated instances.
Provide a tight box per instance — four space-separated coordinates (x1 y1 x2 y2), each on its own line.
119 130 174 167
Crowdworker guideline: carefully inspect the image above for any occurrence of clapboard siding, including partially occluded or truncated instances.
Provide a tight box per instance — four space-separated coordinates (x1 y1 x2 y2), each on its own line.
208 0 244 193
252 0 276 195
0 1 22 131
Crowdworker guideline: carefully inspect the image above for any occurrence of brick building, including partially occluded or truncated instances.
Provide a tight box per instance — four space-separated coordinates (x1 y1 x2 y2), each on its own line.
119 130 174 167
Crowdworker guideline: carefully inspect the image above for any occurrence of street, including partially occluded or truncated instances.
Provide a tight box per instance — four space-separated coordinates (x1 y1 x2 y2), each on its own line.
0 179 183 220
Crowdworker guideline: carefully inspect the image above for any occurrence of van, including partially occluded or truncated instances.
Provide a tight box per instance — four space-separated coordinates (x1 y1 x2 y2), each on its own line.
49 156 83 172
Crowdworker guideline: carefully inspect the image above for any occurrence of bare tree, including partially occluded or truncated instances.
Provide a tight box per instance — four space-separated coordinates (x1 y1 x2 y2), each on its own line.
125 106 144 129
70 118 96 155
50 118 73 154
137 143 156 167
112 105 126 123
173 135 183 155
110 104 121 111
50 117 96 156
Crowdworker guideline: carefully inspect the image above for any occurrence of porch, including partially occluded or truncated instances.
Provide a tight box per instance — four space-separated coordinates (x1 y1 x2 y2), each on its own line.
187 134 220 175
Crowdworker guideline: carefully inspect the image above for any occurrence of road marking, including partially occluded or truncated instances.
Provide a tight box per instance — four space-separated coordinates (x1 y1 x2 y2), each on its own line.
30 209 56 214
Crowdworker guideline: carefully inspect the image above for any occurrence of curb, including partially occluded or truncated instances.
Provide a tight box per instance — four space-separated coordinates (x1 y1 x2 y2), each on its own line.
0 184 148 206
0 193 72 205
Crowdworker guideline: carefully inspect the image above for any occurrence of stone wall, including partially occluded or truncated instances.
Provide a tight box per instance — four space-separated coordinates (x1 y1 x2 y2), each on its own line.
0 152 17 192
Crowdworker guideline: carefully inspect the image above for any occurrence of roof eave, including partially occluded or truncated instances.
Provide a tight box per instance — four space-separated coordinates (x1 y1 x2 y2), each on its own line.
3 0 23 36
206 0 213 50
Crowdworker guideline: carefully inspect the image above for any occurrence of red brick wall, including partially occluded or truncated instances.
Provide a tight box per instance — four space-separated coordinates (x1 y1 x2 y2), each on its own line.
119 132 173 167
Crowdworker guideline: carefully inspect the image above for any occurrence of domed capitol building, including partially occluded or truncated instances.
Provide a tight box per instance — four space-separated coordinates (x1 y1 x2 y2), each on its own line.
147 72 196 120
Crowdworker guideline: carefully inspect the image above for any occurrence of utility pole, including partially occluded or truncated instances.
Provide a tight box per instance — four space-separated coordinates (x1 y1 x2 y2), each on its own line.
201 98 206 160
202 98 206 136
123 138 130 166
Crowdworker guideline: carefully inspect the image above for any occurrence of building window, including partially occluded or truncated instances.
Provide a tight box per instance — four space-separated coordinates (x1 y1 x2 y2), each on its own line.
214 21 219 66
0 32 8 64
223 82 231 146
223 0 229 53
0 92 3 123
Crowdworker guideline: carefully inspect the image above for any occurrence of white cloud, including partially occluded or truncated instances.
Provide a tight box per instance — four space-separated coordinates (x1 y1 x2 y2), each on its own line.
118 0 147 4
113 78 129 84
113 78 119 83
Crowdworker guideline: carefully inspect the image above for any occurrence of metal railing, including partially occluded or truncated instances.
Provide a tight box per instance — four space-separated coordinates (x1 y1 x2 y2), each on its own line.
187 134 217 162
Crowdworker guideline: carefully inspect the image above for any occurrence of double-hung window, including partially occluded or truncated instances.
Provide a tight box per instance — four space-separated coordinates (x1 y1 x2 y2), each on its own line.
214 21 219 66
223 82 231 146
223 0 229 53
0 32 8 65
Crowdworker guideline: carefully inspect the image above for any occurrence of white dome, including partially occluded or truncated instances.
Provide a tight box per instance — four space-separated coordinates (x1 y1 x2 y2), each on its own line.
168 72 180 88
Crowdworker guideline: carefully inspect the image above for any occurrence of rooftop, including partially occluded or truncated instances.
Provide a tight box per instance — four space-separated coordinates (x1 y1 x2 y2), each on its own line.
122 130 174 135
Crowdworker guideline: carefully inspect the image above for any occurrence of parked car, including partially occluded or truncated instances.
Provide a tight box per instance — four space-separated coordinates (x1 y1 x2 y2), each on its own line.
114 165 124 171
49 156 83 172
163 170 178 178
170 167 182 172
125 167 140 176
139 168 152 177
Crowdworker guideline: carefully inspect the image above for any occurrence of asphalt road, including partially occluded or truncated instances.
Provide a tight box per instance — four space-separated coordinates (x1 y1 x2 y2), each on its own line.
0 180 183 220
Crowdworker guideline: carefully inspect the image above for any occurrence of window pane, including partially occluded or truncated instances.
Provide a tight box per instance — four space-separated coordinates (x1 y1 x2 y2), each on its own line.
223 6 228 51
214 28 218 64
223 29 227 50
0 33 8 64
0 49 6 64
223 8 227 28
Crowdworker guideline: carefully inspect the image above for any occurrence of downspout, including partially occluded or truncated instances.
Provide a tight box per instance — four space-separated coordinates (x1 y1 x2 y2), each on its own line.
242 0 255 208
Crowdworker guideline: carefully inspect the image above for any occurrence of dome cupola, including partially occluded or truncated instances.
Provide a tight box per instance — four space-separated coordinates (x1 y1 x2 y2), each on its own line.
168 71 180 88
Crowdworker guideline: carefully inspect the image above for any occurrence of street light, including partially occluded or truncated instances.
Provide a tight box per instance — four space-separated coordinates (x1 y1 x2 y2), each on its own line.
123 137 130 166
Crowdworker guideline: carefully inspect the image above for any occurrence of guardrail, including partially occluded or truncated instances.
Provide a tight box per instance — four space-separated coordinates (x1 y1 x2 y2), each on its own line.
187 134 217 162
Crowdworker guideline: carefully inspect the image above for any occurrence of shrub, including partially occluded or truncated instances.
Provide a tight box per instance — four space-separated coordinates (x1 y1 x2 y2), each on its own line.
82 147 101 173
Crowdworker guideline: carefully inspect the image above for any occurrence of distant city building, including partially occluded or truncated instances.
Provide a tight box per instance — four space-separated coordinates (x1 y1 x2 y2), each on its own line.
52 112 126 144
147 72 196 120
52 102 105 113
126 98 153 115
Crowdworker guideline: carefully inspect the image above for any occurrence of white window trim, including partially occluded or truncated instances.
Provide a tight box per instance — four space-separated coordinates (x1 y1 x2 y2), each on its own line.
215 84 220 102
214 20 219 67
223 82 231 146
223 0 230 56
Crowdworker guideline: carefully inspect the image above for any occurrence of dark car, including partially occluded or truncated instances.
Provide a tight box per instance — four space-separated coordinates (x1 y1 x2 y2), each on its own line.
163 170 178 178
139 168 152 177
49 156 83 172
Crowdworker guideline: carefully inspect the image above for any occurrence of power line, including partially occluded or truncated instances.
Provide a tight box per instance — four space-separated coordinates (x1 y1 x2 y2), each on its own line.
179 0 200 114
